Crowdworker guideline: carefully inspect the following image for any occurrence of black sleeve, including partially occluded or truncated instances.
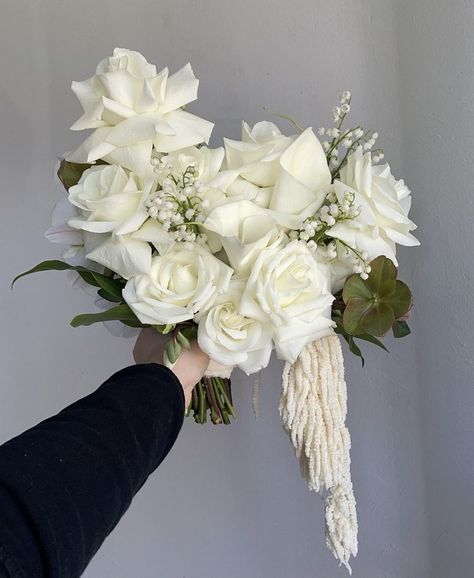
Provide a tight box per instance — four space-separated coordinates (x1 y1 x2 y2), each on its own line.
0 363 185 578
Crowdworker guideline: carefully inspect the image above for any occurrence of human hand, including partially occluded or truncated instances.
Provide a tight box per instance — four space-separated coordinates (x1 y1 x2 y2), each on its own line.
133 328 209 407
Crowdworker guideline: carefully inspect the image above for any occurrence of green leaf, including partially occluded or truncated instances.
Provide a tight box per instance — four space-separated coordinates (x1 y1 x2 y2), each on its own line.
176 330 191 349
165 338 182 364
57 160 92 191
343 298 373 335
92 275 124 300
263 108 305 132
355 332 389 352
12 260 125 297
57 159 106 191
366 255 397 296
12 260 75 288
384 280 412 319
97 288 123 303
334 320 365 366
342 274 373 303
347 336 365 367
180 325 198 341
70 304 140 328
392 320 411 338
360 302 395 336
77 270 101 287
335 326 365 366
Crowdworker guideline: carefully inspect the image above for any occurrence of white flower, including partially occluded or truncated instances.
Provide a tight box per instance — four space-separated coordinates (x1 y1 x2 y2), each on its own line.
67 48 214 174
222 121 293 208
154 145 234 217
45 196 105 268
240 240 335 363
68 164 149 234
123 244 233 325
198 280 272 375
224 121 293 187
268 128 332 228
63 163 155 279
85 234 153 280
156 145 224 187
204 200 287 275
327 147 419 267
45 197 84 248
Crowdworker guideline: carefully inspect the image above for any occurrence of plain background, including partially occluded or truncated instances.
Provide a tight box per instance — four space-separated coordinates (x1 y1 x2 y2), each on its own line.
0 1 472 577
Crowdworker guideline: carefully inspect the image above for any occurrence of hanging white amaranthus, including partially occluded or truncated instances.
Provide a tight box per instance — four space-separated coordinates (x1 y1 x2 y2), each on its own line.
280 335 357 571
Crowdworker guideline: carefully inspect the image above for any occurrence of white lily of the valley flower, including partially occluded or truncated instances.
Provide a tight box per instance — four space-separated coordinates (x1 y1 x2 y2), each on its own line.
123 244 233 325
67 48 214 174
327 147 419 266
204 200 287 275
68 164 149 235
198 279 272 375
269 128 332 228
240 240 335 363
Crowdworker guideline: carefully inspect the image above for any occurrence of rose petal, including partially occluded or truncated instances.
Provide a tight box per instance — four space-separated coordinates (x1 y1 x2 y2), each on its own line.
86 235 151 279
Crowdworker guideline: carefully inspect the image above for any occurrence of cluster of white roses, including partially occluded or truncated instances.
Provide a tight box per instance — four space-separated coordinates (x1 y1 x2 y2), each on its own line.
48 48 419 375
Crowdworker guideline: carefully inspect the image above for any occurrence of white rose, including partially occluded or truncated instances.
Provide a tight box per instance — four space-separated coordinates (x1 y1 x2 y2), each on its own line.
67 48 214 174
123 244 233 325
45 196 107 268
68 164 149 234
268 128 332 228
198 280 272 375
204 200 287 275
154 145 235 217
240 240 335 363
84 234 153 280
327 147 419 267
156 145 224 187
224 121 293 187
222 121 293 208
64 164 154 279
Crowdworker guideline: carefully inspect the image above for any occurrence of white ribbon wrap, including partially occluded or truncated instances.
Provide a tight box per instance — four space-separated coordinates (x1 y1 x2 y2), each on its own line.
204 359 233 379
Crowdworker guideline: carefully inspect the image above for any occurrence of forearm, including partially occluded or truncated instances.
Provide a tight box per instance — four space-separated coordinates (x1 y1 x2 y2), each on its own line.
0 364 184 578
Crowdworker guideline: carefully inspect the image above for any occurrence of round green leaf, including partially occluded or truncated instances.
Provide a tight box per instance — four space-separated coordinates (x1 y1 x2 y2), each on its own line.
366 255 397 296
342 274 373 304
343 298 374 335
360 303 395 336
383 280 412 319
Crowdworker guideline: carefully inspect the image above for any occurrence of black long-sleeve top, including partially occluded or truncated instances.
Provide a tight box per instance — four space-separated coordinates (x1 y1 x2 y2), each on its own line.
0 364 185 577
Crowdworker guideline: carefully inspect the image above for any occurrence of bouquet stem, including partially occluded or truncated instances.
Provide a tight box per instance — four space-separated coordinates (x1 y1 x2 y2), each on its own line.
187 377 236 424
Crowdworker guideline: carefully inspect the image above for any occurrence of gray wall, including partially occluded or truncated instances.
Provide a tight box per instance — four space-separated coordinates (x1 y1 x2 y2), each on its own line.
0 1 471 577
397 1 474 576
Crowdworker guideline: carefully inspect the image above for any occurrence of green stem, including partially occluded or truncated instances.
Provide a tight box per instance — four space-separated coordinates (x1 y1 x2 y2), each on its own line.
335 238 367 266
327 125 360 157
197 381 206 424
204 377 223 424
213 378 236 418
213 381 231 425
331 128 372 179
192 385 199 414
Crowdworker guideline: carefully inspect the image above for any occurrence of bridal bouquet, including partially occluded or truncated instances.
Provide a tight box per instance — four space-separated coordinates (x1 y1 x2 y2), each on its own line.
14 48 419 571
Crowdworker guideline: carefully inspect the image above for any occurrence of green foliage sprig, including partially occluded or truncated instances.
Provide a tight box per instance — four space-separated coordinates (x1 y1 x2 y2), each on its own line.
11 259 143 328
333 255 412 365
